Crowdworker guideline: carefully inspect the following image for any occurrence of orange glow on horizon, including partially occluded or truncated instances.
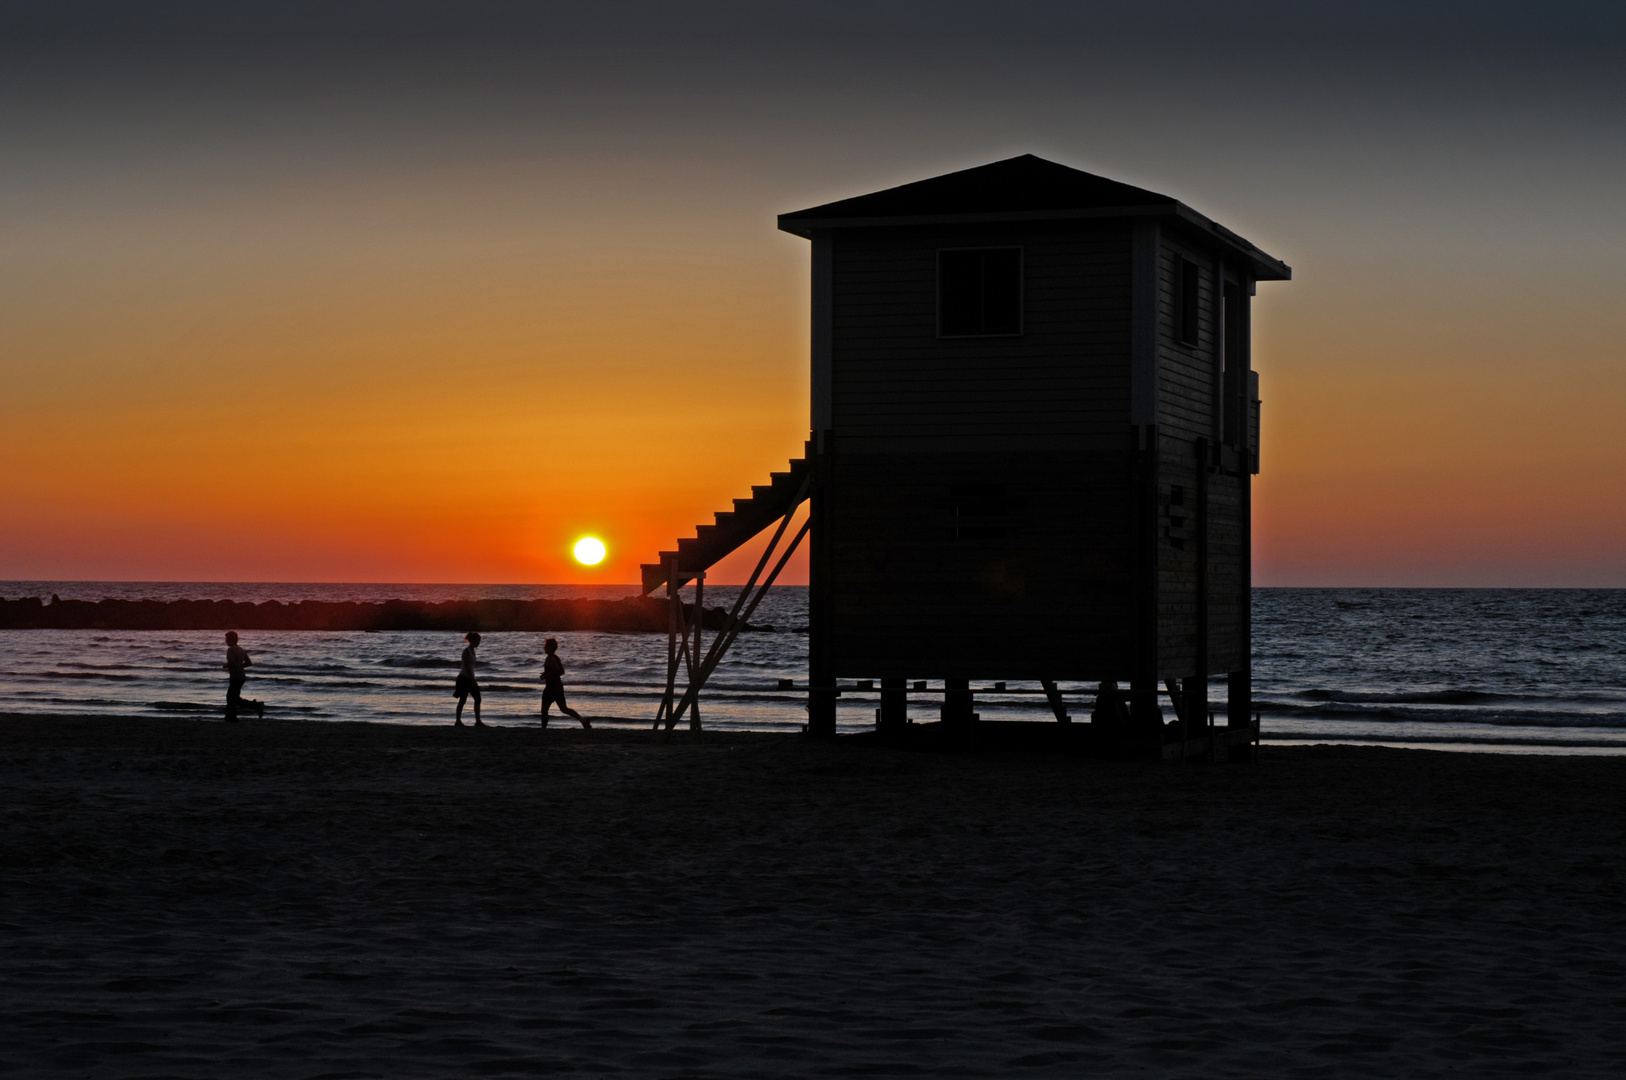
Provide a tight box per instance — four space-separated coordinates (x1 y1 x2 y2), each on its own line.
5 6 1625 590
0 214 819 585
2 159 1621 587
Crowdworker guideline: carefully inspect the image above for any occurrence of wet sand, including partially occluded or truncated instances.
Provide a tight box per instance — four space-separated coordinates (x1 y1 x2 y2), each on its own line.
3 715 1624 1078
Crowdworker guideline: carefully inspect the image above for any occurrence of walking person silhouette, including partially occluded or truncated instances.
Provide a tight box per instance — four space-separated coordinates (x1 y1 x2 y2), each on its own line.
540 638 589 728
453 632 485 727
223 631 264 722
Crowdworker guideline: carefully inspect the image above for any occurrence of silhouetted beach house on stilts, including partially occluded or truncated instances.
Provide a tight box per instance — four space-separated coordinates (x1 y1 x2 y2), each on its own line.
644 155 1290 757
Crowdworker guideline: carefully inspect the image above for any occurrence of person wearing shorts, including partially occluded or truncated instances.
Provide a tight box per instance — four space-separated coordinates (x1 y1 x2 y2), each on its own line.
223 631 264 722
540 637 588 728
453 631 484 727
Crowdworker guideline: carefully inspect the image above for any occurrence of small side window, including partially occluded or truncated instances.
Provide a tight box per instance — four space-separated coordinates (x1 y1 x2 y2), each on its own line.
1178 257 1200 347
939 248 1022 337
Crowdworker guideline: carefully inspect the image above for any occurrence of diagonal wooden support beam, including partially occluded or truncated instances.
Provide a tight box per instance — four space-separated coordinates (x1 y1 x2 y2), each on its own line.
663 474 809 732
1164 677 1188 725
693 473 811 678
668 517 810 729
655 557 680 728
655 567 697 731
1040 679 1071 723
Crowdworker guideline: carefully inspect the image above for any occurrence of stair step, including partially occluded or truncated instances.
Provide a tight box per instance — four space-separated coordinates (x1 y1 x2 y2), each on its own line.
642 454 813 593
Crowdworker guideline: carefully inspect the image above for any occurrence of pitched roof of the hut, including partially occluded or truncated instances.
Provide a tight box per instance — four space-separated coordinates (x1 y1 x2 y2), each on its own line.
778 154 1290 281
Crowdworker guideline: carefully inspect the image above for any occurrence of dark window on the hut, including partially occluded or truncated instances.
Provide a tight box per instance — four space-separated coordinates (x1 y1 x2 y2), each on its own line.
1178 258 1200 347
950 483 1009 540
938 248 1022 337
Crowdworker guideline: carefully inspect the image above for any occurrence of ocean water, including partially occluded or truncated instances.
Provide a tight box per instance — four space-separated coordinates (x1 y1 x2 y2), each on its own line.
1254 589 1626 753
0 583 811 733
1 584 1623 752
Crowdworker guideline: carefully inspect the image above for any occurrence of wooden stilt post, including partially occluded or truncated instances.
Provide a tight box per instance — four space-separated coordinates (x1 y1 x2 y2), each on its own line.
1228 280 1254 735
663 584 695 738
1040 678 1070 723
1130 424 1162 753
690 572 704 732
807 432 836 738
655 555 680 729
1163 678 1188 726
878 677 907 740
943 677 974 747
1227 670 1251 729
1193 435 1210 758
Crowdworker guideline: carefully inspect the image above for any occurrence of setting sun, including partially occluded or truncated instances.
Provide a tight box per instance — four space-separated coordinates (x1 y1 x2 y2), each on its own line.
572 536 607 566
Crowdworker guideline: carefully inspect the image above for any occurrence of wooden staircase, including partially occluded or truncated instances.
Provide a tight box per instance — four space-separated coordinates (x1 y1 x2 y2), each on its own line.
641 445 813 594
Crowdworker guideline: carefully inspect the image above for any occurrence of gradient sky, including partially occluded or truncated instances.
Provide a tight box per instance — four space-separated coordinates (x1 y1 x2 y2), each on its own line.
3 1 1623 586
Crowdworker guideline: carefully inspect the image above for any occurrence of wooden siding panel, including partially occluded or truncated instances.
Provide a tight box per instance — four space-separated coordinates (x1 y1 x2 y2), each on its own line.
1155 237 1221 445
1154 439 1246 677
831 222 1133 450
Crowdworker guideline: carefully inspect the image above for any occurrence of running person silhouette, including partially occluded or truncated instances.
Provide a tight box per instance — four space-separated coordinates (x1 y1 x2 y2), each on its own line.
223 631 264 722
540 638 589 728
453 632 484 727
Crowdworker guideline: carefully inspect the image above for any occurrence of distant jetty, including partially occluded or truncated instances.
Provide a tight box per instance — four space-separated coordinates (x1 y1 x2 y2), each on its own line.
0 595 761 633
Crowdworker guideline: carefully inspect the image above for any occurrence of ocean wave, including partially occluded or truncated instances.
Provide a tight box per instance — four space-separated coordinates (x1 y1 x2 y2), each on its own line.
1263 732 1626 749
378 657 471 669
1259 700 1626 728
25 695 131 707
1298 688 1514 706
28 670 142 681
43 661 144 671
415 682 545 694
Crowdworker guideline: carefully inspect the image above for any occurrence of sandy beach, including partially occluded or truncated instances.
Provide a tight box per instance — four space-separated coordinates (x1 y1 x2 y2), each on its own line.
3 716 1624 1077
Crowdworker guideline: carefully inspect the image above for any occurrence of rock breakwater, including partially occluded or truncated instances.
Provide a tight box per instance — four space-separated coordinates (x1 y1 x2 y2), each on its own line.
0 595 756 633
